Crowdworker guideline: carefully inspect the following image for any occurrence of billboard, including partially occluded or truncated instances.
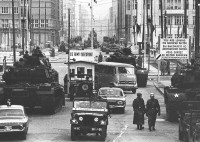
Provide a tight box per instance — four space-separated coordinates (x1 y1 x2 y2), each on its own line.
160 38 189 59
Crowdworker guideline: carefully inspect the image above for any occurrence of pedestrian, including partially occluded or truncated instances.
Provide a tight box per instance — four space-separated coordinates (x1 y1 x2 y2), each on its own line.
132 93 145 130
160 60 166 76
98 52 103 62
166 60 170 75
146 93 160 131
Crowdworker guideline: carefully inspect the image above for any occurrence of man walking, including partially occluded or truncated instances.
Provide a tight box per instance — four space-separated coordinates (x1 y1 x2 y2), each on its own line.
132 93 145 130
146 93 160 131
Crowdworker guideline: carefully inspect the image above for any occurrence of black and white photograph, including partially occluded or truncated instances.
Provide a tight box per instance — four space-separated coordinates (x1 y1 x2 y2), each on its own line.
0 0 199 141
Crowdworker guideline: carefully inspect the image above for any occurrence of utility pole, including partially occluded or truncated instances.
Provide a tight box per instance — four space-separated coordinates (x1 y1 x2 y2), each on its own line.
160 0 163 38
195 0 199 55
164 10 167 38
45 2 47 44
130 0 133 44
22 0 26 55
39 0 41 45
12 0 16 63
90 0 94 49
142 0 146 68
184 0 187 38
108 19 109 37
29 0 32 52
67 8 71 95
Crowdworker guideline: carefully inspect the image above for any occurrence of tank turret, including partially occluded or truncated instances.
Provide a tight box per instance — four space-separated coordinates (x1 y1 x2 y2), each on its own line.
2 54 58 85
171 55 200 88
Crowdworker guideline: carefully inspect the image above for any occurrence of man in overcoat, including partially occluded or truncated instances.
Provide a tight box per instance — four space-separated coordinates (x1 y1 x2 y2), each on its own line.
146 93 160 131
132 93 145 130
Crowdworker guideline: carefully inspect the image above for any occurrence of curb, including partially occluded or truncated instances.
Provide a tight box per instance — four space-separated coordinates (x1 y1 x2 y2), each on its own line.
153 82 164 96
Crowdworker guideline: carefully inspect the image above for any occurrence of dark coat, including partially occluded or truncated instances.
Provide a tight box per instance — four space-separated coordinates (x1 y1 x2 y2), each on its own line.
146 99 160 118
132 97 145 125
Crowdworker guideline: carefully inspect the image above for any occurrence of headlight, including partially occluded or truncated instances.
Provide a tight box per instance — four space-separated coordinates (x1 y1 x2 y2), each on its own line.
117 101 123 105
174 93 179 98
100 120 106 125
71 119 78 124
94 117 99 122
79 116 83 121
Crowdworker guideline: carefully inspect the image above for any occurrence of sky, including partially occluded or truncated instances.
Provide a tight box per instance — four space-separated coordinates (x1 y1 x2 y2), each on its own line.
76 0 112 20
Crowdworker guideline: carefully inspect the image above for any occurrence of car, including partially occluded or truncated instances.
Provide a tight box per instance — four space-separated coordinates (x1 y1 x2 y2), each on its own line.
98 87 126 113
0 102 29 140
70 98 109 141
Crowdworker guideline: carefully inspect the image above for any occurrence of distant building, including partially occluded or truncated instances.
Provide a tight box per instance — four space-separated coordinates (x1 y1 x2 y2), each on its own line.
111 0 195 51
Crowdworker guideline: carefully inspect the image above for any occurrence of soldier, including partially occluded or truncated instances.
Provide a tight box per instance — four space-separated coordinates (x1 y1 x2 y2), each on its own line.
132 93 145 130
146 93 160 131
98 52 103 62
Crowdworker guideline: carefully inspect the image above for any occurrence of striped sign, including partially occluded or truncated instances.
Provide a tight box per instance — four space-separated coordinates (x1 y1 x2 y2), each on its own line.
156 54 161 60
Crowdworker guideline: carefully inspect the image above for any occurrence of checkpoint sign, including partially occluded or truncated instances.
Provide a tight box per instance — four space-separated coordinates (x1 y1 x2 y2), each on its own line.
160 38 189 59
156 54 161 60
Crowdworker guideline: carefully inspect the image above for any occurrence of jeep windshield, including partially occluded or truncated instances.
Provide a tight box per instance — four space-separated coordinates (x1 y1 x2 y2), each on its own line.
99 88 123 97
74 101 107 110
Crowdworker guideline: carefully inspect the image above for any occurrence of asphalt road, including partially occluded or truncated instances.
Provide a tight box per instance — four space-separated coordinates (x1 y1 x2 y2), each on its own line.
0 52 181 142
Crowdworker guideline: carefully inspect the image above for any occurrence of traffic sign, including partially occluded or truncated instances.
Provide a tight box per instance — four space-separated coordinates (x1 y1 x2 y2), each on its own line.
156 54 161 60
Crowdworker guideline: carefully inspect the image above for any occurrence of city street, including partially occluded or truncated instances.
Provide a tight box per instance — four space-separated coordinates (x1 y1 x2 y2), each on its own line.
0 80 179 142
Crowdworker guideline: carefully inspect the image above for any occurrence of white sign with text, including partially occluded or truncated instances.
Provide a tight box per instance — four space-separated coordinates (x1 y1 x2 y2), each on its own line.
160 38 189 59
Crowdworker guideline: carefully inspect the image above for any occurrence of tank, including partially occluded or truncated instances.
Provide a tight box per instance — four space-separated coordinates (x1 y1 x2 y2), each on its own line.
106 48 148 87
164 55 200 122
0 54 65 114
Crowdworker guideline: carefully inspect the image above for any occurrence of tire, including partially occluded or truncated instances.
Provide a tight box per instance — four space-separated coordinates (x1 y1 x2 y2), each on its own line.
71 125 77 141
132 89 136 94
179 124 183 140
100 126 107 141
20 132 27 140
183 132 189 142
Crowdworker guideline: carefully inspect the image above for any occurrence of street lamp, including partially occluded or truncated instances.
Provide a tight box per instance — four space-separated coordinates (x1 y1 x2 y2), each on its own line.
12 0 16 63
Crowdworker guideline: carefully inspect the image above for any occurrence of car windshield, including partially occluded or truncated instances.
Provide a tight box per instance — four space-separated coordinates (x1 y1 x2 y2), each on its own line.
118 67 134 74
99 89 123 96
74 101 107 109
0 109 24 117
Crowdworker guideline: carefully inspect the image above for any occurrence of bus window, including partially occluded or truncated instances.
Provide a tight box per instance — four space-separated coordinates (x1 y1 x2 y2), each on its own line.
70 69 75 77
87 69 92 77
77 67 85 78
104 66 115 74
118 67 134 74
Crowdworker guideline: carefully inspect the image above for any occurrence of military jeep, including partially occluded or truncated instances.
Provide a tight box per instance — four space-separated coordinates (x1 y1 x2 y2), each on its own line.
70 97 109 141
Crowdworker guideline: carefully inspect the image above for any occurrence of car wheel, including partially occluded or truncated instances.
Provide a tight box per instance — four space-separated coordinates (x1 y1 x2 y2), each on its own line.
71 125 77 141
100 126 107 141
132 89 136 94
21 132 27 140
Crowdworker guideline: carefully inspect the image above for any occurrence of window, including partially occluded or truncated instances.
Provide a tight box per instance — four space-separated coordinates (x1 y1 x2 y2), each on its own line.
70 69 75 77
87 69 92 77
193 0 195 9
186 0 189 9
77 67 85 78
167 16 173 25
174 0 178 9
35 19 38 27
2 7 8 14
127 1 130 10
193 16 195 25
175 16 183 25
147 0 150 9
2 19 9 28
21 7 26 17
41 19 45 27
14 7 18 14
178 0 181 9
45 20 48 27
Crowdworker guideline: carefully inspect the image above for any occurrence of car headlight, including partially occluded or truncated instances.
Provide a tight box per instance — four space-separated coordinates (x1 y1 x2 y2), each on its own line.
94 117 99 122
117 101 123 105
71 119 78 124
100 120 106 125
79 116 83 121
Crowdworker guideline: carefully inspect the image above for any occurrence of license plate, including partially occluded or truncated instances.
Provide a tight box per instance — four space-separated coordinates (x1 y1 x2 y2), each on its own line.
5 126 12 131
109 105 115 108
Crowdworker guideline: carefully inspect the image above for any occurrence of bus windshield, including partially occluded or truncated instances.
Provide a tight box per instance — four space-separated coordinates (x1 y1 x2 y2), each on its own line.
118 67 134 74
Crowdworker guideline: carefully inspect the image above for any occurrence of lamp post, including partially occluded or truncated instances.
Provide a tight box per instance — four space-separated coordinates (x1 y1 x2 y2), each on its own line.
12 0 16 63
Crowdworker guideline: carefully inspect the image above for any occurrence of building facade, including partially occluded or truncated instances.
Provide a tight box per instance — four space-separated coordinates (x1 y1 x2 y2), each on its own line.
0 0 62 51
112 0 195 51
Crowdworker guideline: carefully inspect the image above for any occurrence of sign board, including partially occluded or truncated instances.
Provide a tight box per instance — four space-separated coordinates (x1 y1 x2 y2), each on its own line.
160 38 189 59
156 54 161 60
69 49 99 62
